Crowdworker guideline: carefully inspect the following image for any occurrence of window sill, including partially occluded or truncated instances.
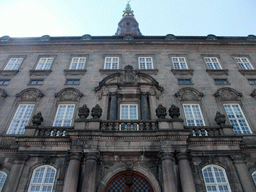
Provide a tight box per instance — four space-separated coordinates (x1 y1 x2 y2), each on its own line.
171 69 194 75
64 69 87 76
136 69 158 75
239 69 256 75
206 69 228 76
0 70 19 76
29 70 52 76
99 69 122 75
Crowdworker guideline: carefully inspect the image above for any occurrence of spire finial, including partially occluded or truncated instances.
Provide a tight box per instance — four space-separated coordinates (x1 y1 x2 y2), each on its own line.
123 0 133 13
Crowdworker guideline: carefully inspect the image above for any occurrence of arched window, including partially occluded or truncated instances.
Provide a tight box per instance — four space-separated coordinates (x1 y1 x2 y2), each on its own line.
202 165 231 192
252 171 256 185
0 171 7 192
28 165 56 192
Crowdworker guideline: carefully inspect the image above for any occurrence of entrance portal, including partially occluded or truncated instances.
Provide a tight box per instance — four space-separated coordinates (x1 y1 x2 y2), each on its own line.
105 171 153 192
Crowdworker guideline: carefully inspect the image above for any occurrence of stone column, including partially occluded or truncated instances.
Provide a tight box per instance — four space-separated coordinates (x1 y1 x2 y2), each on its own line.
81 153 98 192
232 155 256 192
177 152 196 192
141 93 150 120
63 153 81 192
161 153 177 192
2 155 27 192
109 93 117 120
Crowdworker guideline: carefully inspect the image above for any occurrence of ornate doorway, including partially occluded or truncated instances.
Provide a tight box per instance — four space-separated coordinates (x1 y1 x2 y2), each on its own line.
105 171 154 192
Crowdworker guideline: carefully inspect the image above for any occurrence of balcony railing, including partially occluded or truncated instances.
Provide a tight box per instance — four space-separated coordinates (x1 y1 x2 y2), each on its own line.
37 127 73 137
100 120 158 131
185 126 221 136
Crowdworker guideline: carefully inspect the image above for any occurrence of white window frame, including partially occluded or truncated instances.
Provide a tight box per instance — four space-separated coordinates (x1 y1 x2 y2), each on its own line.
104 57 119 69
28 165 56 192
4 58 23 70
171 57 188 69
235 57 254 70
202 165 231 192
53 104 75 127
7 104 35 135
35 58 53 70
252 171 256 185
204 57 222 69
223 104 252 134
138 57 153 69
120 104 138 120
183 104 205 126
69 57 86 70
0 171 7 192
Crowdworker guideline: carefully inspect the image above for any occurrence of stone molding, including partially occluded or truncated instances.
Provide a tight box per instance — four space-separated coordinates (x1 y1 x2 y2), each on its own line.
0 88 7 97
206 69 228 76
84 153 99 162
171 69 194 75
239 69 256 75
177 152 189 161
70 152 81 161
16 88 44 101
159 152 174 161
55 87 83 101
0 70 19 76
175 87 204 101
63 69 87 76
29 69 52 76
231 154 246 164
214 87 242 101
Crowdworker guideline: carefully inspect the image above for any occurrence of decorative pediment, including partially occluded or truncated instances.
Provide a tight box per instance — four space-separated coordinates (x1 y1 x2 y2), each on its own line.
0 89 7 98
55 88 83 101
95 65 163 92
214 88 242 101
16 88 43 101
175 87 204 101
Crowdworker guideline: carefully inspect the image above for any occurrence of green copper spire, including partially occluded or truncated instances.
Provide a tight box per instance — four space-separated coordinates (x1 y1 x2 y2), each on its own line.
123 0 133 13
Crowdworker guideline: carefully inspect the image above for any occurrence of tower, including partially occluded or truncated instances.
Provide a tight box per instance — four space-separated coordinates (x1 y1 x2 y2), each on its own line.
115 1 142 36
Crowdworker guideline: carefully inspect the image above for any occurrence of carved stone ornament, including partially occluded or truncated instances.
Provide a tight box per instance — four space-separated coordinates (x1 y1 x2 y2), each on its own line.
81 34 92 40
0 35 10 42
32 112 44 126
78 104 90 119
55 88 83 102
175 87 203 101
0 88 7 98
94 65 163 92
155 104 167 119
123 34 134 40
16 88 44 101
214 111 226 127
247 34 256 41
169 104 180 119
165 34 176 40
206 34 218 41
40 35 50 41
214 87 242 101
91 104 102 119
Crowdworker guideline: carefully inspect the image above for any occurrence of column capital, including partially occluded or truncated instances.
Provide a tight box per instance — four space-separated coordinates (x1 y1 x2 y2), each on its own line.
84 152 99 162
160 152 174 161
14 154 28 164
70 152 82 161
231 154 246 164
177 152 189 161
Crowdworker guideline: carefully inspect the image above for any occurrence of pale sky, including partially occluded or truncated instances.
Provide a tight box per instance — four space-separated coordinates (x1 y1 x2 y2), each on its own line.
0 0 255 37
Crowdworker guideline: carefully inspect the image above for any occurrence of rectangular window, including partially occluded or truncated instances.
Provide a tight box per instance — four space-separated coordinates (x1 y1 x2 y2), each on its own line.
183 104 205 126
138 57 153 69
0 80 10 85
104 57 119 69
30 79 44 85
178 79 192 85
172 57 188 69
35 58 53 70
214 79 228 85
224 104 251 134
66 79 80 85
7 104 35 134
248 79 256 85
120 104 138 120
235 57 253 69
53 104 75 126
69 57 86 69
204 57 222 69
4 58 23 70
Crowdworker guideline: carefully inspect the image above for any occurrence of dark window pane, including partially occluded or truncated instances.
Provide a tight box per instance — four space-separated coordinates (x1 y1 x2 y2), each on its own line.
178 79 192 85
214 79 228 84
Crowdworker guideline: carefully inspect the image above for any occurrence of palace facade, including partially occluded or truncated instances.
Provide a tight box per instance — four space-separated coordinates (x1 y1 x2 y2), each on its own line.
0 3 256 192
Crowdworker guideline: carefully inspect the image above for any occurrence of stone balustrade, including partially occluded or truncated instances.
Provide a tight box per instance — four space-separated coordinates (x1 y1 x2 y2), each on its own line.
100 120 158 131
185 126 221 136
37 127 73 137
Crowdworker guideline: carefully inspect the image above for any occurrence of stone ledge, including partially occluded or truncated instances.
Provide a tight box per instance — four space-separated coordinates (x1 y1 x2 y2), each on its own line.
29 70 52 76
99 69 122 75
0 70 19 76
239 69 256 75
136 69 159 75
206 69 228 76
64 69 87 76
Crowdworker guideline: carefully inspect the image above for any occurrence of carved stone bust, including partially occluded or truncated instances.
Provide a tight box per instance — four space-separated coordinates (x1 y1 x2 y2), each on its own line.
215 111 226 127
32 112 44 126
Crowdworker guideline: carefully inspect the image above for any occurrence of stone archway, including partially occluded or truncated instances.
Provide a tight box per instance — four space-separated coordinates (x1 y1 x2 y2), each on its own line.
105 171 154 192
